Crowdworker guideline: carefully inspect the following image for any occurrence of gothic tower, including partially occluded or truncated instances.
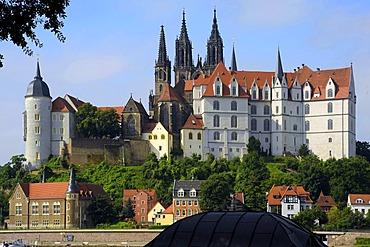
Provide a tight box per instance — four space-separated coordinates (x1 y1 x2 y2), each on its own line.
24 61 52 170
174 10 194 84
204 9 224 75
66 167 79 229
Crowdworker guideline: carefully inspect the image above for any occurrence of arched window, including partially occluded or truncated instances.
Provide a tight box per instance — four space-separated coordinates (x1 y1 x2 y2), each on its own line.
161 134 165 139
154 135 158 140
197 133 201 140
327 88 333 98
265 137 269 143
251 105 257 115
213 115 220 127
127 115 135 136
328 119 333 130
231 101 237 111
214 132 220 140
328 137 332 143
232 86 237 96
305 90 310 99
231 132 237 140
251 119 257 131
293 124 298 131
305 121 310 131
264 119 269 131
216 85 221 95
328 102 333 113
305 104 310 114
213 100 220 110
159 84 163 92
264 105 270 115
188 132 193 140
231 115 237 128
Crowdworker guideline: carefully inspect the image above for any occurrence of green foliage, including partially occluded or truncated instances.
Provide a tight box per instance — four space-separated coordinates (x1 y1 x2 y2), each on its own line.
0 0 70 67
324 207 367 230
76 103 121 138
199 172 234 212
235 152 270 210
247 136 261 154
96 220 138 229
356 141 370 162
355 238 370 246
293 207 327 231
87 194 116 226
298 144 310 157
266 163 296 188
122 198 135 219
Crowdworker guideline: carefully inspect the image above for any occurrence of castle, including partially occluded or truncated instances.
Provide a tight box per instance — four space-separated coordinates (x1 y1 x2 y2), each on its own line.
23 10 356 169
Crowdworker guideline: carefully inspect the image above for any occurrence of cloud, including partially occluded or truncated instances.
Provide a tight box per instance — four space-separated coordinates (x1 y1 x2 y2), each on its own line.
64 55 126 84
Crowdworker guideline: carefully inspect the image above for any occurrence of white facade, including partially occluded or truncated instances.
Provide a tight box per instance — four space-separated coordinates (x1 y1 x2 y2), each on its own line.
143 122 172 159
348 194 370 215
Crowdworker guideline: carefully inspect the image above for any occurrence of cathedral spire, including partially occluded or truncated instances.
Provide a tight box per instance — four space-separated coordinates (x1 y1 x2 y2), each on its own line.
156 25 168 66
179 9 190 42
275 47 284 82
230 40 237 72
210 8 220 40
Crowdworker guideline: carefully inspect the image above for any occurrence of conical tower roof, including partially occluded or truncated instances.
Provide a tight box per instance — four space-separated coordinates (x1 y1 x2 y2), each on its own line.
230 42 238 71
25 60 51 98
156 25 169 66
275 47 284 82
178 10 190 42
66 167 78 193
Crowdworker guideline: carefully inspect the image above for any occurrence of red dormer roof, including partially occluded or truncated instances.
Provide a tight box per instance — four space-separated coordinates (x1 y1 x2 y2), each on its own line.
267 185 313 206
315 191 338 207
182 114 203 129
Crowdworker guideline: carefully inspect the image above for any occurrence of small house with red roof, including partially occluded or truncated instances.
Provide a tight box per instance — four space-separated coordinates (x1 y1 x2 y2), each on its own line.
8 168 107 229
267 185 313 219
123 189 158 223
348 194 370 215
315 192 338 214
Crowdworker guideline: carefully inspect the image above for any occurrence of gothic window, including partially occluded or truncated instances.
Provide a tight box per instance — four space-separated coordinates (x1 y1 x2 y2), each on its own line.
127 115 136 136
264 119 270 131
231 132 237 141
328 102 333 113
251 105 257 115
213 100 220 110
252 90 257 100
216 85 221 95
305 121 310 131
214 132 220 140
251 119 257 131
213 115 220 127
305 104 310 114
231 115 237 128
189 132 193 140
264 105 270 115
305 90 309 99
231 101 237 111
197 133 201 140
232 86 237 96
327 89 333 98
328 119 333 130
264 90 269 100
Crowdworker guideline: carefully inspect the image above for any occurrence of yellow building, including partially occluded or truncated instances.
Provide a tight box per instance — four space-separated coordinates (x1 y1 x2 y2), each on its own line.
147 202 166 224
143 122 173 159
155 203 174 226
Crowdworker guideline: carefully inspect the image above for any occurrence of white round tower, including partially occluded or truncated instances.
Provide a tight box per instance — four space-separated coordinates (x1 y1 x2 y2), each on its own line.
24 61 52 169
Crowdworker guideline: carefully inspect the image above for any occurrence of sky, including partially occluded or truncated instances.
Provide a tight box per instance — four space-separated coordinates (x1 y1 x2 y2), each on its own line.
1 0 370 165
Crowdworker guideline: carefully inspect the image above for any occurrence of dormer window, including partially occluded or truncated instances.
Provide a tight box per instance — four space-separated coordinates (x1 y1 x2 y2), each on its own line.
177 189 184 197
214 77 222 96
189 189 197 197
232 86 237 96
356 198 364 203
216 85 221 95
327 89 333 98
305 91 309 100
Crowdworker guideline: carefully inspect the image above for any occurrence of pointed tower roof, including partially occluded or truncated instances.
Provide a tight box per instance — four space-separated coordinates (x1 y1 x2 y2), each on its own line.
209 8 222 42
230 41 237 71
25 60 51 98
66 167 78 194
156 25 169 66
275 47 284 82
178 10 190 41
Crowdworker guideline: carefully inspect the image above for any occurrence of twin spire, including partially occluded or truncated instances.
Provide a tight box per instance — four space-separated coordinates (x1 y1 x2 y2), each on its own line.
156 25 169 66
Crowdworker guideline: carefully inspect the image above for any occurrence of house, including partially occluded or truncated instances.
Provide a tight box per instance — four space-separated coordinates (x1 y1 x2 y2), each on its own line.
147 202 166 224
228 192 245 211
155 203 174 226
123 189 158 223
142 122 173 159
348 194 370 215
266 185 313 219
315 192 338 214
8 168 107 229
173 180 203 222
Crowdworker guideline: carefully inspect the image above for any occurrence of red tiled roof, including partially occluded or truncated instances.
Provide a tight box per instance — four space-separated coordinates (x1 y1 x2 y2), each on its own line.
182 114 203 129
267 185 313 206
99 106 124 114
158 84 185 102
143 122 158 133
348 194 370 205
315 191 338 207
185 61 351 101
163 203 174 214
52 97 75 113
123 189 157 201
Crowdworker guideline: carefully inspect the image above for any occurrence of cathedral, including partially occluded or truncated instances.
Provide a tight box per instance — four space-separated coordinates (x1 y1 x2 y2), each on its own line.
23 9 356 169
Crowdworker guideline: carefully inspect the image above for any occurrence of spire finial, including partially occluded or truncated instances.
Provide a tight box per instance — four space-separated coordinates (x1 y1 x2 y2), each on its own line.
35 56 42 80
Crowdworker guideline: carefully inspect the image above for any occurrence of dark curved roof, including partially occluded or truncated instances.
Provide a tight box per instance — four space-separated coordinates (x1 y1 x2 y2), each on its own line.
145 211 326 247
25 62 51 98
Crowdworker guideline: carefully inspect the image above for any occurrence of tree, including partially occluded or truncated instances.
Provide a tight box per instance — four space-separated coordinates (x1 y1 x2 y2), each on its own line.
356 141 370 162
96 109 121 138
199 172 234 212
298 144 310 157
122 198 135 220
235 152 270 210
0 0 70 67
76 103 99 138
293 207 327 231
247 136 261 154
86 194 116 226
